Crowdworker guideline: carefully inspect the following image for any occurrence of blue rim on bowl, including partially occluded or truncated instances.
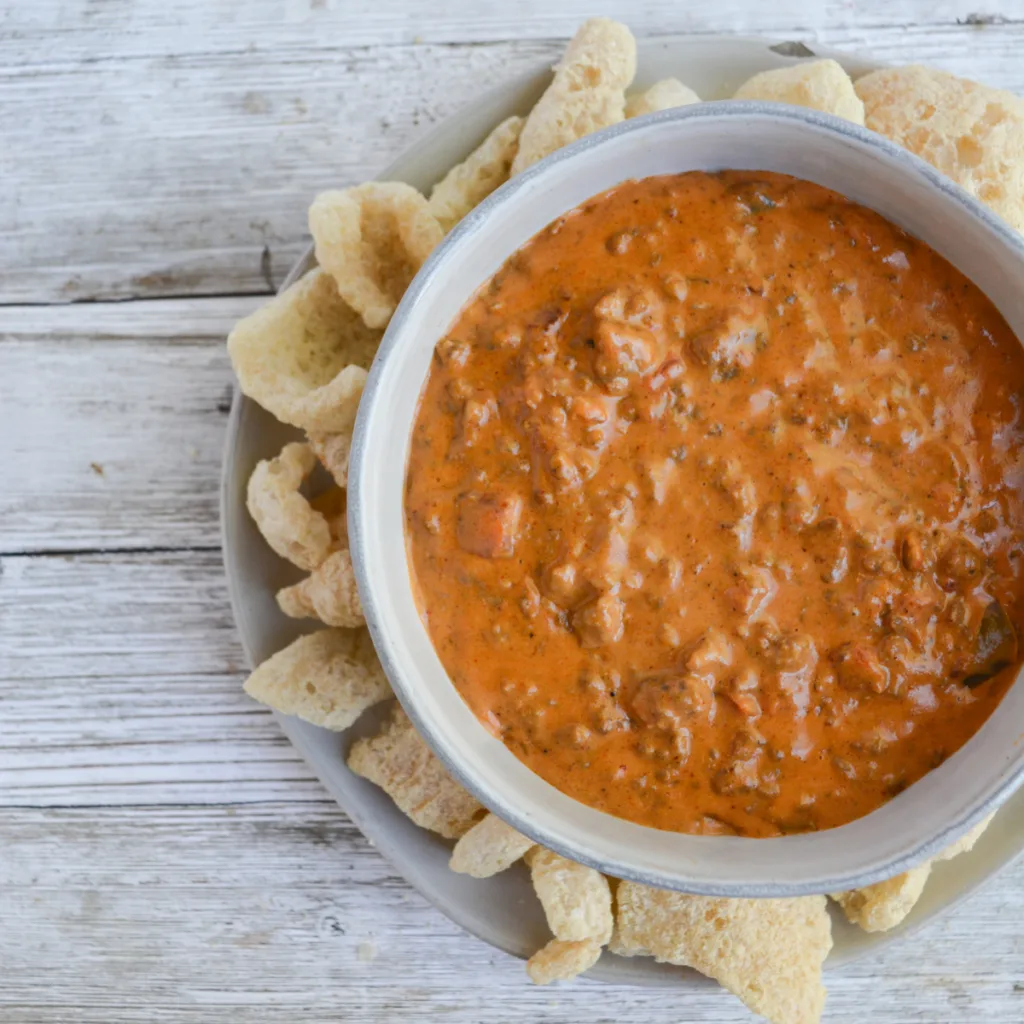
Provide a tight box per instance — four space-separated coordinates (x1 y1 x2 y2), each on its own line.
352 100 1024 898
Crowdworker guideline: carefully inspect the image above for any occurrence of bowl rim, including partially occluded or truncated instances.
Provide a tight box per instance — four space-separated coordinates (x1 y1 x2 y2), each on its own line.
351 99 1024 897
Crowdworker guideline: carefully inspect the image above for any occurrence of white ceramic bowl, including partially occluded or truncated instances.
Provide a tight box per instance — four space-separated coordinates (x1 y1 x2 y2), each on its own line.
349 101 1024 897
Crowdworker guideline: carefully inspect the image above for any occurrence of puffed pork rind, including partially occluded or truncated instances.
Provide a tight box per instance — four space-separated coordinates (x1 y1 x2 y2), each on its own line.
612 883 831 1024
276 548 364 628
524 847 612 985
347 703 483 838
510 18 637 174
243 628 391 731
626 78 700 117
855 65 1024 231
527 847 613 943
309 182 444 330
227 268 375 433
832 814 993 933
247 441 335 571
428 116 525 232
526 938 603 985
449 812 536 878
734 59 865 125
831 865 931 936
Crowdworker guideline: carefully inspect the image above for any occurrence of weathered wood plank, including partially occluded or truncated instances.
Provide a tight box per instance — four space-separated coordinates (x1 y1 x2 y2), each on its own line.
3 1 1020 59
0 40 554 304
0 804 1022 1022
0 673 326 805
0 298 257 553
1 17 1021 303
0 548 325 805
0 550 240 681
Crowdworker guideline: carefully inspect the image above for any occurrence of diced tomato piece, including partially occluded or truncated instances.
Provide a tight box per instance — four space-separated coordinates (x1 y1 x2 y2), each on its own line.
456 492 523 559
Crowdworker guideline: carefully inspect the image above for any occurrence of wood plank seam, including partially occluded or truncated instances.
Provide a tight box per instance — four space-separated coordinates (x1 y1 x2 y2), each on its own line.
0 545 224 558
0 290 275 310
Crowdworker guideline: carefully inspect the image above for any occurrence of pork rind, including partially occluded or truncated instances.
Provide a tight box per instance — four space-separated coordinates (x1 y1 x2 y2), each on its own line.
524 847 612 985
347 703 483 838
855 66 1024 231
734 59 865 125
243 628 391 731
626 78 700 117
510 18 637 174
526 938 603 985
527 847 613 943
428 116 525 232
449 812 536 878
276 549 364 628
613 883 831 1024
308 429 353 489
309 183 444 329
833 814 993 932
247 442 336 571
228 268 376 433
831 864 930 935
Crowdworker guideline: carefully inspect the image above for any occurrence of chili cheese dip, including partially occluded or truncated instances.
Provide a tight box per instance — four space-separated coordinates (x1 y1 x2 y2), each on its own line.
405 170 1024 838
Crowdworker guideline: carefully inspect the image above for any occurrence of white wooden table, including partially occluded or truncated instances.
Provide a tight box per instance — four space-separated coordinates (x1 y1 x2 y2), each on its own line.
3 3 1024 1021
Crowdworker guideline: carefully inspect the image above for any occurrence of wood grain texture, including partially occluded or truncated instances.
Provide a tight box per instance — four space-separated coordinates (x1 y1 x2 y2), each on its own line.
4 1 1023 57
4 3 1024 1021
1 40 554 303
1 299 255 553
2 2 1022 303
0 549 325 805
0 805 687 1019
0 804 1022 1024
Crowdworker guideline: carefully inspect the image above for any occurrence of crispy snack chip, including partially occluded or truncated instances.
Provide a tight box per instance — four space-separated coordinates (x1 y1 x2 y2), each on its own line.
833 814 993 932
428 116 525 232
625 78 700 117
524 848 611 984
347 703 483 838
276 548 364 628
855 66 1024 230
831 864 931 935
228 268 375 432
734 59 865 125
613 883 831 1024
243 628 391 731
309 182 444 329
309 427 354 489
526 847 613 944
527 937 603 985
449 812 535 877
510 18 637 174
247 441 336 571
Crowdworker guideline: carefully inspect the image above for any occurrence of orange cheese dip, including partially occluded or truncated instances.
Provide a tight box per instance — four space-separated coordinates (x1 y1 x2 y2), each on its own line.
404 170 1024 837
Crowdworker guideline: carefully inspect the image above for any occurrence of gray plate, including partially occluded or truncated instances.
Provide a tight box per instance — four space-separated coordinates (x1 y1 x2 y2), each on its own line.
221 34 1024 983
